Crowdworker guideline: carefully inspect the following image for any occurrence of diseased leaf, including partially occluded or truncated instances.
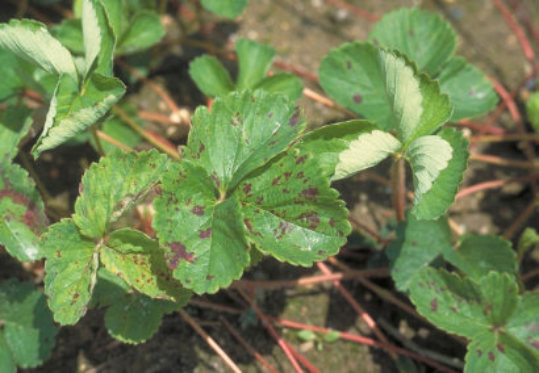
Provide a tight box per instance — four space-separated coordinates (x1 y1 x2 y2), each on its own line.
237 150 350 265
444 234 517 282
0 19 77 80
438 57 498 121
368 7 456 76
31 73 125 157
0 163 47 262
185 90 306 192
74 150 168 238
296 120 376 178
92 268 191 344
117 10 165 55
0 279 57 369
236 38 275 90
154 161 250 294
404 135 452 210
254 73 304 101
42 219 98 325
100 228 186 301
333 129 401 181
411 127 468 219
200 0 248 19
318 43 452 139
410 269 539 372
188 55 235 97
391 213 452 292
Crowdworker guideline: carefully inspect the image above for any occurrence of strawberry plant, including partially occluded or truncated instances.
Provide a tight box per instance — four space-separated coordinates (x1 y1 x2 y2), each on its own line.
0 1 537 372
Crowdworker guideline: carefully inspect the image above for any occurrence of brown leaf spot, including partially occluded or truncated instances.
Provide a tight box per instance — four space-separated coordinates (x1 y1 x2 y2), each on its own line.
272 175 282 186
56 250 62 258
282 188 290 194
430 298 438 311
206 275 214 281
191 205 205 216
70 293 80 306
230 112 242 126
200 228 212 239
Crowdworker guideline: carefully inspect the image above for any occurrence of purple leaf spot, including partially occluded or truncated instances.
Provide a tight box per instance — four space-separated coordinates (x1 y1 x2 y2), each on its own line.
497 344 505 354
243 183 252 194
300 186 319 199
200 228 212 239
268 112 273 118
289 107 301 126
255 196 264 205
231 112 242 126
483 303 492 316
346 60 352 70
450 306 458 313
532 342 539 350
210 172 221 188
206 275 214 281
191 205 205 216
282 188 290 194
167 242 195 269
488 352 495 362
296 171 305 178
430 298 438 311
477 349 482 357
296 156 308 165
329 218 335 227
353 94 363 103
272 175 282 186
298 211 320 229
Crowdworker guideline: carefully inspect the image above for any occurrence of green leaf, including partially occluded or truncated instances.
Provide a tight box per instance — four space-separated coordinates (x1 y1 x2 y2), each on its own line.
0 107 32 162
296 119 377 178
444 234 517 282
100 228 187 301
236 38 275 90
97 0 125 38
391 213 452 292
333 129 401 181
185 90 305 192
0 164 47 262
0 19 77 80
82 0 101 74
154 161 250 294
297 330 317 342
323 330 341 343
0 279 57 369
404 135 453 211
438 57 498 121
517 227 539 259
237 150 350 266
254 73 304 101
200 0 248 19
74 150 168 238
117 10 165 55
51 19 84 55
410 269 539 371
318 43 452 138
526 91 539 133
188 55 235 97
411 127 468 219
82 0 115 76
92 268 190 344
42 219 98 325
31 73 125 157
368 7 456 76
0 50 35 101
97 108 143 154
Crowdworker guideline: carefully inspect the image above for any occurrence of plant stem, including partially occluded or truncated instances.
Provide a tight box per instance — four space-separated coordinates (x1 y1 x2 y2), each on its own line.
469 153 538 169
456 173 539 199
178 308 242 373
467 133 539 143
96 130 134 152
502 194 539 240
91 125 105 156
391 158 406 222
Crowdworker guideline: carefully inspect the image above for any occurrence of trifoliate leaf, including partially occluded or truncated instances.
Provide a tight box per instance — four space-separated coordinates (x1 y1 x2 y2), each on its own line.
410 269 539 372
236 38 275 90
117 10 165 55
254 73 304 101
0 107 32 163
31 73 125 157
444 235 517 282
92 268 191 344
154 161 250 294
0 164 47 262
0 279 57 369
404 135 452 210
237 150 350 265
295 120 377 178
333 129 401 181
74 150 168 238
411 127 468 219
200 0 248 19
438 57 498 121
391 213 452 292
319 43 452 139
185 90 306 192
100 228 187 301
42 219 98 325
188 55 235 97
368 7 456 76
0 19 77 80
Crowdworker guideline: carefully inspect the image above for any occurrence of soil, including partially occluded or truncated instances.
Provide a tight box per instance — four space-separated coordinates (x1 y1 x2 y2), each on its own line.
1 0 537 372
